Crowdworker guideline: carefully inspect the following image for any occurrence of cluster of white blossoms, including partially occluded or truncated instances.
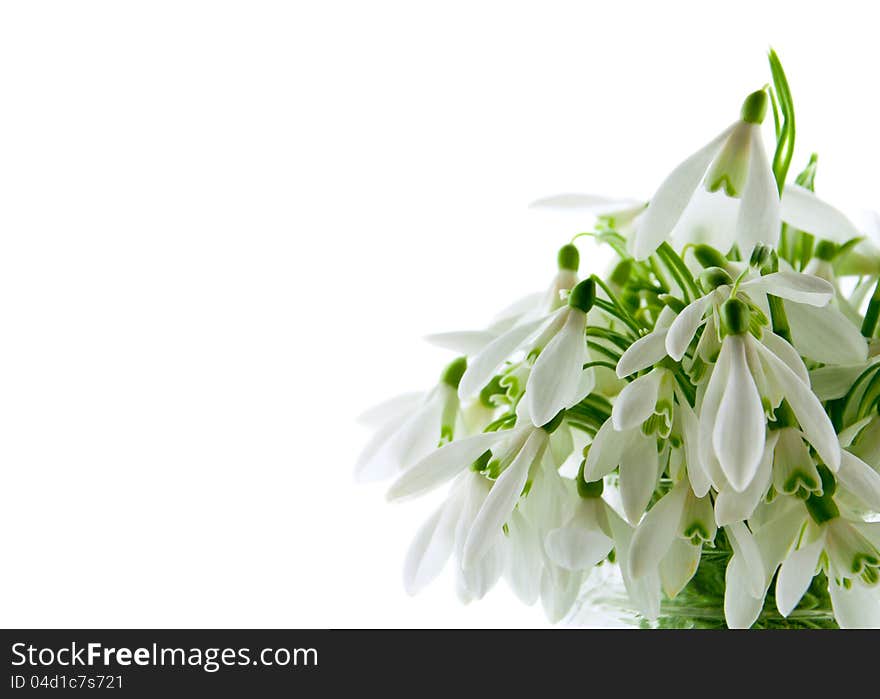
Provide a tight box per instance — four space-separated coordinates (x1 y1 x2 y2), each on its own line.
357 53 880 628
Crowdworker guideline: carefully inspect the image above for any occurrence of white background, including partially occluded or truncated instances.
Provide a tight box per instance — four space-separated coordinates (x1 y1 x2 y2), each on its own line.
0 1 877 628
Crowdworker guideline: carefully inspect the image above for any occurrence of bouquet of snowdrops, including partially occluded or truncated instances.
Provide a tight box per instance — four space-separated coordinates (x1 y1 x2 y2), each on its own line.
356 51 880 628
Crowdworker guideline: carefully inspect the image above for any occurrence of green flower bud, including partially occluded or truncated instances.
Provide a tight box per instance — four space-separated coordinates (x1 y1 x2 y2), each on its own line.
609 259 632 287
815 240 838 261
440 356 468 389
693 244 729 269
740 89 768 124
699 266 733 292
568 278 596 313
557 244 580 272
721 297 750 335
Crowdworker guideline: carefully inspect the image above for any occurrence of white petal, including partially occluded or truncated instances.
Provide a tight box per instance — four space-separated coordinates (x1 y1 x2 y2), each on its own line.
755 340 841 471
679 398 711 497
633 124 735 260
458 537 507 602
810 364 870 401
504 509 543 605
403 498 462 595
829 578 880 629
425 330 497 355
660 540 702 599
612 369 662 431
669 186 740 254
726 522 766 599
781 184 862 243
604 503 661 621
463 430 546 567
356 390 445 483
628 480 688 579
527 309 587 426
713 336 766 492
741 270 833 307
665 294 713 361
356 391 423 428
386 430 507 501
458 315 549 398
492 292 544 327
354 419 407 483
698 336 733 478
775 536 823 617
619 433 660 525
838 451 880 511
759 331 809 385
529 193 641 214
540 564 584 624
583 419 626 481
545 519 613 571
714 431 776 526
724 555 765 629
736 126 780 253
785 301 868 365
616 329 669 377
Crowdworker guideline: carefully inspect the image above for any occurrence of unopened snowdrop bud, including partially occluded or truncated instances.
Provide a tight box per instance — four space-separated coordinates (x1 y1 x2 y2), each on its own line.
568 278 596 312
693 244 729 269
721 297 751 335
699 266 733 292
815 240 838 262
740 89 769 124
440 356 468 389
557 243 580 272
609 259 632 287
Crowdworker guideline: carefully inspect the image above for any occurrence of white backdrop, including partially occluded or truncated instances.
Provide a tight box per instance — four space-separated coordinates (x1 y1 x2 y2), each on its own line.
0 1 877 628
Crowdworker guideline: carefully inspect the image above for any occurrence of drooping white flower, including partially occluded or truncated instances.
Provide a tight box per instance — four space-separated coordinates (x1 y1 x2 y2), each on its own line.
582 419 659 524
457 279 598 427
354 357 467 483
633 90 778 260
774 496 880 628
628 478 716 600
425 243 582 356
699 297 839 493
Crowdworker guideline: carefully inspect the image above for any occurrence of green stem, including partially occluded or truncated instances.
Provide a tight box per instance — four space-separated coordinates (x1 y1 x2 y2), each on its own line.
768 294 792 342
656 243 699 301
591 274 642 334
861 277 880 337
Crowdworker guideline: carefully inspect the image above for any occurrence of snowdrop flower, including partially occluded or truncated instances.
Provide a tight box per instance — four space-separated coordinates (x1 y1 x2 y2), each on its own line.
772 473 880 628
628 478 717 599
388 405 571 569
354 357 467 483
457 279 598 427
582 419 659 524
633 89 778 260
699 297 839 493
426 244 582 356
403 472 501 599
